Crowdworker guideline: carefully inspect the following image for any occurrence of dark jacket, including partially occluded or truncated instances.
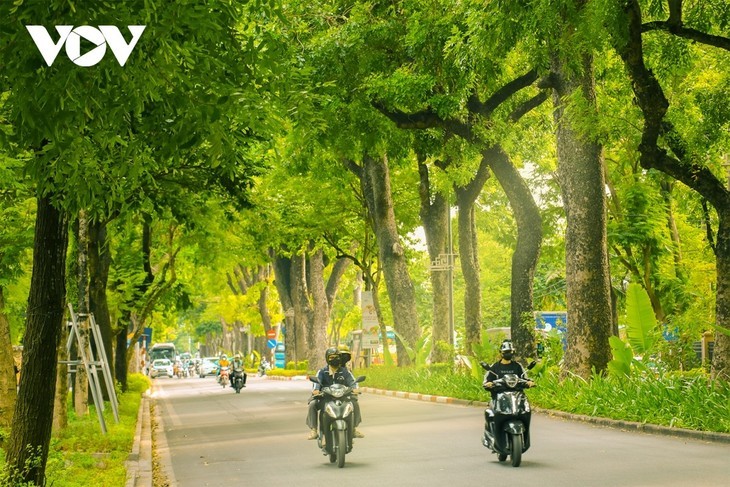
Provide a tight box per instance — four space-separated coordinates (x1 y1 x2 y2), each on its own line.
483 360 528 399
313 365 357 392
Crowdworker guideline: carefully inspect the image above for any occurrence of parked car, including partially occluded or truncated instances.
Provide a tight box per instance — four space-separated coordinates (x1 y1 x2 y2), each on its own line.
199 358 219 378
150 359 174 378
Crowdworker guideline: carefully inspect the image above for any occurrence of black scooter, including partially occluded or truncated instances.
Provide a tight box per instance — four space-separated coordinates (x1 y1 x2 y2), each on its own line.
308 375 365 468
480 361 536 467
232 367 246 393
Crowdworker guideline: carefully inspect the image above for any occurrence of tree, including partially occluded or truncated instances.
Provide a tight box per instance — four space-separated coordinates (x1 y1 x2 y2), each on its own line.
0 156 33 430
0 0 279 481
610 0 730 379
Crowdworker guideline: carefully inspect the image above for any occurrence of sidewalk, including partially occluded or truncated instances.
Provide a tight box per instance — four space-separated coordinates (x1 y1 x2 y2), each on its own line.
125 392 152 487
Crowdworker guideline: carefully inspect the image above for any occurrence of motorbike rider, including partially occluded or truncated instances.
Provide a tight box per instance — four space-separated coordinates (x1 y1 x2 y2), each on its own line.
483 340 535 434
231 353 247 388
306 346 364 440
217 353 230 383
258 357 271 375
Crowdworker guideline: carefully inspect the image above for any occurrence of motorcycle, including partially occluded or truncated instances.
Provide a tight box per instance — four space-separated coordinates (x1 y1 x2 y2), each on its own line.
258 359 271 377
308 374 365 468
480 361 536 467
232 368 246 393
218 366 230 388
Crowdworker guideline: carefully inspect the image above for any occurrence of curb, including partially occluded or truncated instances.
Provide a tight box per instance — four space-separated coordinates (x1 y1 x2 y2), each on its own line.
360 386 490 408
125 392 152 487
537 408 730 444
264 375 309 381
360 386 730 444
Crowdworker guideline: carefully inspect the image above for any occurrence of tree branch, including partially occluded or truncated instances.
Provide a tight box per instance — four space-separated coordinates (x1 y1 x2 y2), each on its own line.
467 69 539 117
641 0 730 52
509 91 549 123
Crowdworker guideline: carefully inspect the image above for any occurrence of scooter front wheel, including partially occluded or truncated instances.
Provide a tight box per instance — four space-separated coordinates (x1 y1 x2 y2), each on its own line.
510 434 523 467
336 429 346 468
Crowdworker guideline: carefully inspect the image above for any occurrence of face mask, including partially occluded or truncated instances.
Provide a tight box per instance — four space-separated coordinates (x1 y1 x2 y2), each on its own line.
501 351 514 360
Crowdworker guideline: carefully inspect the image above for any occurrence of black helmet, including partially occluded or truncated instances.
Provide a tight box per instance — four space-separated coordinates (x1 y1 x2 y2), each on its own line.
500 340 515 360
337 346 352 365
325 347 341 367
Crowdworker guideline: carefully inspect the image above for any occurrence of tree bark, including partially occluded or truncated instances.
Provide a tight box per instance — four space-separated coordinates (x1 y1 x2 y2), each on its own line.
487 146 542 361
363 154 420 365
454 152 491 356
0 287 17 430
291 252 311 364
552 53 613 379
88 219 113 400
74 210 89 416
115 318 129 392
6 195 69 486
307 249 329 369
713 211 730 380
417 158 451 363
272 253 297 364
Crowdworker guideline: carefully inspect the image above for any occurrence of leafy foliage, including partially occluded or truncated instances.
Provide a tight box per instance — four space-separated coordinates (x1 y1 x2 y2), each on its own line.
625 283 660 356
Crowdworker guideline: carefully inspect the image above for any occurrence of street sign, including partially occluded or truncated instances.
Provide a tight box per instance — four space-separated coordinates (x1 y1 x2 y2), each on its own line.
267 339 276 349
266 329 276 339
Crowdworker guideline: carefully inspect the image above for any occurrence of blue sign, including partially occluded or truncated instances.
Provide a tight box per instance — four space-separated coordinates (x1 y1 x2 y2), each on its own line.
266 339 277 349
274 342 285 368
535 311 567 333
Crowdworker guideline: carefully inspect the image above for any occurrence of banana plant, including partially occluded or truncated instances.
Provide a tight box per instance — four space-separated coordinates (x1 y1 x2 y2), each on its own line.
392 329 432 367
625 283 660 357
608 283 659 377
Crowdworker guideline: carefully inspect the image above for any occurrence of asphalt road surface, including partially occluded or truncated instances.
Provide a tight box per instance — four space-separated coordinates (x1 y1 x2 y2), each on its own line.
152 375 730 487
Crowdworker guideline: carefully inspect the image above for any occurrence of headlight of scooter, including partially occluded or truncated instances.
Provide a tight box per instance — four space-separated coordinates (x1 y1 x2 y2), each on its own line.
327 384 348 398
342 402 354 418
504 374 519 388
325 403 338 418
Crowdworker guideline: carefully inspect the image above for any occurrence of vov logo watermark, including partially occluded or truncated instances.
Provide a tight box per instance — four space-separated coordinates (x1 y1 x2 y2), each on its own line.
26 25 146 67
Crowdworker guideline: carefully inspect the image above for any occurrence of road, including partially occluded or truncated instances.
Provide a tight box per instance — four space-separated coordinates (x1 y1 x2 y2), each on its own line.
152 375 730 487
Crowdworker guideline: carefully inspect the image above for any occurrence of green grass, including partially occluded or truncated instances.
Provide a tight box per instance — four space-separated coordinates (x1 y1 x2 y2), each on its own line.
1 373 150 487
357 365 730 434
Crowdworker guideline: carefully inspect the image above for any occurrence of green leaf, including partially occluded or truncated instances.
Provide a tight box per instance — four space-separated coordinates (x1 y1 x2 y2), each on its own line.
607 335 632 378
625 283 658 356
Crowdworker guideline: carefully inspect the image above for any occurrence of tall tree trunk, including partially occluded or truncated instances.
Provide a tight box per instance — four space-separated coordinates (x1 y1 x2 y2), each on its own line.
552 53 613 379
74 210 89 416
307 249 329 369
115 316 129 391
6 195 69 486
88 219 113 400
0 288 17 430
454 151 491 355
363 155 420 365
417 158 451 363
291 252 311 364
713 211 730 380
52 313 68 432
487 146 543 361
272 253 297 364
